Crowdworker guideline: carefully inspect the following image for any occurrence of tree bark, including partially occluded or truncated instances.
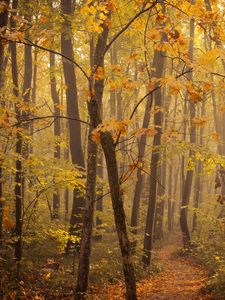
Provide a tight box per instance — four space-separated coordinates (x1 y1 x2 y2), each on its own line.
30 33 38 155
76 16 137 299
130 94 153 236
9 0 23 266
180 14 195 248
142 46 166 266
61 0 85 253
50 52 61 219
95 151 103 241
154 161 166 240
75 126 97 298
101 132 137 299
0 0 10 246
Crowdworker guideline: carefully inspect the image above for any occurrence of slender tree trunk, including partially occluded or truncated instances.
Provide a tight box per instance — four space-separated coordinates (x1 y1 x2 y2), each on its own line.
30 30 38 155
142 43 166 266
101 132 137 299
0 0 9 88
109 45 116 116
75 126 97 298
50 52 61 219
76 18 137 299
130 94 153 235
192 100 205 231
0 0 10 246
168 163 173 231
95 152 103 241
154 162 166 240
142 91 162 265
22 0 32 126
180 14 195 248
10 0 23 267
61 0 85 253
76 34 103 298
64 147 69 222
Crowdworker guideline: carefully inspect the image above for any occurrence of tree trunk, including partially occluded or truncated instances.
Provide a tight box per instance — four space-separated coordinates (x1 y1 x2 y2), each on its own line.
109 45 116 116
168 163 173 231
130 94 153 235
95 152 103 241
10 0 23 267
154 161 166 240
22 0 32 125
101 132 137 299
61 0 85 253
0 0 10 246
50 52 61 219
142 45 166 266
75 126 97 298
76 17 137 298
30 33 38 155
76 29 106 298
180 13 195 249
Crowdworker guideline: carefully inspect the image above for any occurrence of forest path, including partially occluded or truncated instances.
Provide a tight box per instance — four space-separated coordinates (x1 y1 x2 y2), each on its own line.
93 235 213 300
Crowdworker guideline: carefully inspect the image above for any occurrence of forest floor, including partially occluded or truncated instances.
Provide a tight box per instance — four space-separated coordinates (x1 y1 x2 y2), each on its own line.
91 235 216 300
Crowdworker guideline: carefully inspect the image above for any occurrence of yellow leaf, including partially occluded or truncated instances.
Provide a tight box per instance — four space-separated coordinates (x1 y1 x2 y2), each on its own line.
192 117 208 128
39 15 49 24
148 28 161 41
211 131 221 142
186 81 202 103
92 128 101 144
199 49 219 71
94 66 104 80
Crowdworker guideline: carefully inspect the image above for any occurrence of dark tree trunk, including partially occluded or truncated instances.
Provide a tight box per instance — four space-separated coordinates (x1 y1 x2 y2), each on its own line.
0 0 9 88
142 46 166 266
192 101 205 231
95 152 103 241
0 0 10 246
75 125 97 298
30 31 38 155
22 0 32 122
154 161 166 240
76 23 106 299
180 14 195 249
130 94 153 235
109 45 116 116
76 18 137 299
9 0 23 266
61 0 85 253
101 132 137 299
64 147 69 222
50 52 61 219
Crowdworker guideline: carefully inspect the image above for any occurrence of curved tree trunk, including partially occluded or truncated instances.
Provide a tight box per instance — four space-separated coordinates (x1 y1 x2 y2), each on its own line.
76 17 137 299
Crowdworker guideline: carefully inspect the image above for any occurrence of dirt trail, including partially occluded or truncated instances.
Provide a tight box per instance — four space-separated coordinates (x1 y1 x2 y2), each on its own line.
93 236 213 300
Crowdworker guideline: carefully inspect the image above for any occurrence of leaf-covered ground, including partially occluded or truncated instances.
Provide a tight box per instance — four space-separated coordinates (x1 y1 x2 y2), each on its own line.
91 236 215 300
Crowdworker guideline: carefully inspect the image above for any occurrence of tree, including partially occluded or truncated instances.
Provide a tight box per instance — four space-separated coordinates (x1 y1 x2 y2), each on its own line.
0 0 10 246
61 0 85 252
143 10 167 265
49 51 61 219
180 10 195 249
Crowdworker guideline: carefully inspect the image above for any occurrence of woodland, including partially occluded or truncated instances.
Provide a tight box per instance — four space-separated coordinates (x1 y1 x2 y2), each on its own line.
0 0 225 299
